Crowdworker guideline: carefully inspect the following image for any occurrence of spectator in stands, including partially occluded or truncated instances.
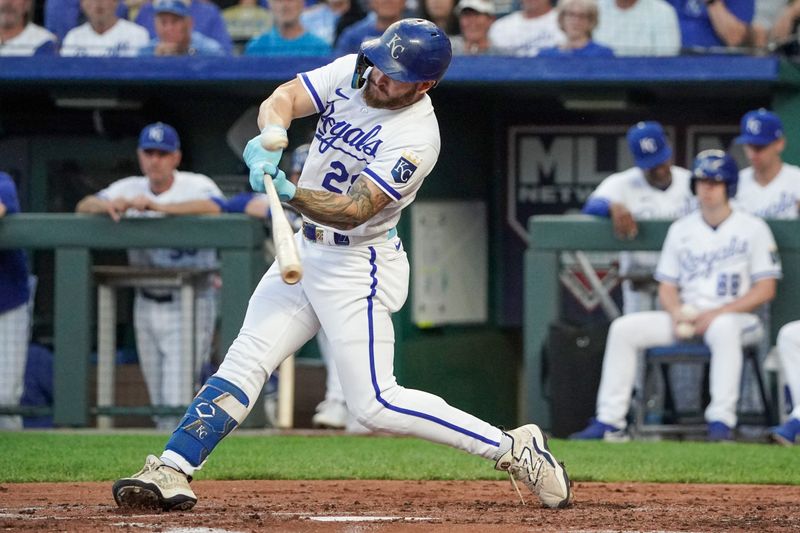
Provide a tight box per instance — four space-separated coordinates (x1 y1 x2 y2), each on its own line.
222 0 272 50
334 0 405 55
301 0 359 46
244 0 330 55
488 0 565 56
0 0 57 56
539 0 614 56
749 0 786 49
419 0 460 35
450 0 495 54
0 171 31 430
134 0 233 54
593 0 680 56
76 122 225 430
771 1 800 49
732 108 800 218
666 0 753 50
332 0 368 45
138 0 226 56
60 0 150 56
583 121 694 314
572 150 781 443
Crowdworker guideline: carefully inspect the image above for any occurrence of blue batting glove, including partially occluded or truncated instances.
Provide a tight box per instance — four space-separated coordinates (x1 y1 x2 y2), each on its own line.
243 135 283 193
272 169 296 202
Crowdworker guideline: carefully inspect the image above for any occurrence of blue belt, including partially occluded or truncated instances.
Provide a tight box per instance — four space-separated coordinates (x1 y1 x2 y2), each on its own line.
302 222 397 246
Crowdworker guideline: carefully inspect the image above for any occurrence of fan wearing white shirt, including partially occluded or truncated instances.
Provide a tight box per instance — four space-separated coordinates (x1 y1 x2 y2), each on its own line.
61 0 150 57
488 0 565 56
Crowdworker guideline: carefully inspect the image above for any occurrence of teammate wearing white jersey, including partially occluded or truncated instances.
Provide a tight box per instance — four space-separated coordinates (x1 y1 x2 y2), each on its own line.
61 0 150 57
583 121 694 314
112 19 572 512
0 0 57 56
730 108 800 445
733 108 800 219
571 150 782 442
77 123 225 430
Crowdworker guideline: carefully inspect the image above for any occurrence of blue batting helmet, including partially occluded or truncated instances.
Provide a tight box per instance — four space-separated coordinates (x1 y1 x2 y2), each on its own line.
690 149 739 198
351 18 452 89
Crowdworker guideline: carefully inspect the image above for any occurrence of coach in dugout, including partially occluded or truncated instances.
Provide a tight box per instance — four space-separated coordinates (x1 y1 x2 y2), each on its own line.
0 171 31 430
76 122 226 430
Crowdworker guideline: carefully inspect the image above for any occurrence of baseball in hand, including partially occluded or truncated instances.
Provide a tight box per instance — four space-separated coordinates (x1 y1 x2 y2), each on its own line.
260 125 288 151
679 303 699 322
675 321 696 340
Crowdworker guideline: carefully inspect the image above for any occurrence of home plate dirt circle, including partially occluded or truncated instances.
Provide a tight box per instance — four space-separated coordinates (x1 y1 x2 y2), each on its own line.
1 480 798 531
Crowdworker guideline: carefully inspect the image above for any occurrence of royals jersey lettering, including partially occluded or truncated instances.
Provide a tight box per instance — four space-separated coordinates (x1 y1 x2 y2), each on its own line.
655 210 782 311
298 54 441 238
733 164 800 219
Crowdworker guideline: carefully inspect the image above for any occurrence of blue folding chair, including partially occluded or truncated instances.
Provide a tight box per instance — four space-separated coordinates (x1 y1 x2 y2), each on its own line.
632 342 775 437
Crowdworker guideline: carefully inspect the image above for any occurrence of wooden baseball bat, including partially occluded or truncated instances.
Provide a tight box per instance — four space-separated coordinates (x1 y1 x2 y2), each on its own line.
263 173 303 284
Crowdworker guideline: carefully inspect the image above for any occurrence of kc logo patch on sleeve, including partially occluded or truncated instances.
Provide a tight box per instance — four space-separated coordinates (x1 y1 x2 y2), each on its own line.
391 152 421 183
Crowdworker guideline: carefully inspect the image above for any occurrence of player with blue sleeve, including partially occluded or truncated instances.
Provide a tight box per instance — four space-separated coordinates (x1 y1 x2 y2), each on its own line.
572 150 781 442
583 121 694 314
113 19 572 513
0 171 31 430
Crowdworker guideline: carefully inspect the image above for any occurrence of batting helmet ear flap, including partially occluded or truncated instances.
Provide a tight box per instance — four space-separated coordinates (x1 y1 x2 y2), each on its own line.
351 50 374 89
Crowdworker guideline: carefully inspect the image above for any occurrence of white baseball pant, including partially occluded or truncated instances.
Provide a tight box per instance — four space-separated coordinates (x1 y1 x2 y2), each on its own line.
777 320 800 420
214 234 504 465
596 311 763 429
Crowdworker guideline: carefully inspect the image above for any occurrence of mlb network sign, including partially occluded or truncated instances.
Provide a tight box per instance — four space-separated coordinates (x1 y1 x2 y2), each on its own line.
506 124 742 242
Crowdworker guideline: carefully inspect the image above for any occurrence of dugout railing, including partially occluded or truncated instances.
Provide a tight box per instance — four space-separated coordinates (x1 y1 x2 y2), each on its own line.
0 214 266 426
524 216 800 429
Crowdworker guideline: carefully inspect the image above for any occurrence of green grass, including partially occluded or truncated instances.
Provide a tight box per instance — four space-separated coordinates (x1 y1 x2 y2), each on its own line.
1 431 798 485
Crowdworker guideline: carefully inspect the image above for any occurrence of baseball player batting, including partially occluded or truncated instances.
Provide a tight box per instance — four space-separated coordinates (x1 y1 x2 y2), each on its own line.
571 150 782 442
112 18 572 511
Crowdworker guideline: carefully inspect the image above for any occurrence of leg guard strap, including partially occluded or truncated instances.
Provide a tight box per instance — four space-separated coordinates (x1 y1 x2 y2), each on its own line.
165 376 251 468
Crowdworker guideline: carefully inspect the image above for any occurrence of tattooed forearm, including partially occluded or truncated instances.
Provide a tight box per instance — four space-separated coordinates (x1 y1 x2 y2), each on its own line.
291 179 391 230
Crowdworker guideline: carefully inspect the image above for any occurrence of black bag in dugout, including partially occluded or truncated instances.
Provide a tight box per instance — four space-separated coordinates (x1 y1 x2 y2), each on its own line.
545 320 609 439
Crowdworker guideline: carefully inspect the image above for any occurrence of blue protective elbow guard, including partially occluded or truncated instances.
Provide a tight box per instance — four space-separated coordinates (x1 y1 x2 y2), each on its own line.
164 376 251 468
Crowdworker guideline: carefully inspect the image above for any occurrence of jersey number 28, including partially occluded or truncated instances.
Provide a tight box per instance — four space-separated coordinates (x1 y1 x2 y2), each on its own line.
716 273 741 297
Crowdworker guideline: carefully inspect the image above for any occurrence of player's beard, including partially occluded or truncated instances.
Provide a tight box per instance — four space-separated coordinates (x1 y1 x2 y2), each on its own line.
363 79 421 110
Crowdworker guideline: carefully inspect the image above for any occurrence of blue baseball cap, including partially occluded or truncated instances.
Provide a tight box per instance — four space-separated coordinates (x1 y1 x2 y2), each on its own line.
138 122 180 152
734 108 783 146
153 0 190 17
627 121 672 170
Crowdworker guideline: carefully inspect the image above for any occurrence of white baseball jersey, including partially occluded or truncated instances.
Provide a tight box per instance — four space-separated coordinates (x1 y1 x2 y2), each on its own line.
298 54 440 238
655 210 782 311
488 10 565 56
97 171 224 269
733 163 800 219
590 166 695 309
590 165 694 219
61 19 150 57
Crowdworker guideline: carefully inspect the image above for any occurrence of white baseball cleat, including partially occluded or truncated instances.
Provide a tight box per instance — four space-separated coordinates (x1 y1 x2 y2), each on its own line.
494 424 573 509
112 455 197 511
311 399 348 429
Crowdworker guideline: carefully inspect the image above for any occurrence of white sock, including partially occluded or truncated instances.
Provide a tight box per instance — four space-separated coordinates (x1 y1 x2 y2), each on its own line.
492 432 513 461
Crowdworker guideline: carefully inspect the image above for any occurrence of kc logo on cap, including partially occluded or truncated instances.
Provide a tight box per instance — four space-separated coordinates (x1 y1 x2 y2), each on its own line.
139 122 181 152
735 108 783 146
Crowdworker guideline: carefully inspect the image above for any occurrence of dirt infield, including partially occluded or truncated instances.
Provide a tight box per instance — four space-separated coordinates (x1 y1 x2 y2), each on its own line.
1 480 798 532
